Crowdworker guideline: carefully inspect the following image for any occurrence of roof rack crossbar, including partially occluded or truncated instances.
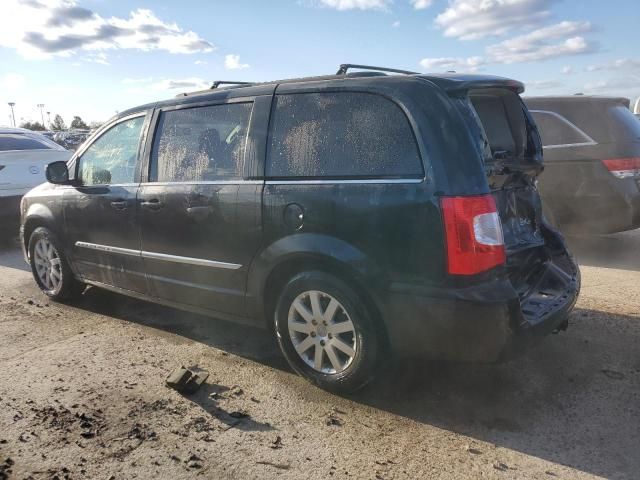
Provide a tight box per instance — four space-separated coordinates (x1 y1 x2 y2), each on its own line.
336 63 418 76
210 81 253 89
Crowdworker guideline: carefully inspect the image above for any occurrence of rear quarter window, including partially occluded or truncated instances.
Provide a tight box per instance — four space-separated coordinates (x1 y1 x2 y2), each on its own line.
530 100 640 144
266 92 423 178
529 110 595 148
0 133 54 151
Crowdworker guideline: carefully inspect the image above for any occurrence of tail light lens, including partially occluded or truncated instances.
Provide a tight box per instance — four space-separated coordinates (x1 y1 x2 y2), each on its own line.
441 194 506 275
602 158 640 179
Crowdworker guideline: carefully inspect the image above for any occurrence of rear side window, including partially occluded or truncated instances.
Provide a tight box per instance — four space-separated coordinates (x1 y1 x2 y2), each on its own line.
530 110 595 148
267 92 423 178
0 133 53 151
150 102 252 182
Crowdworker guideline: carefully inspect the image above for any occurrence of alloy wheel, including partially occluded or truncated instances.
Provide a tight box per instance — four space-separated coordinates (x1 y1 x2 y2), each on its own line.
287 290 357 374
33 238 62 293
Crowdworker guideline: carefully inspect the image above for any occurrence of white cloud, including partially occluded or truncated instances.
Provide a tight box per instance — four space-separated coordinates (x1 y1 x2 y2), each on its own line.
526 79 563 89
583 77 639 92
420 21 596 71
435 0 555 40
486 21 595 64
411 0 433 9
419 56 485 72
562 66 574 74
315 0 391 10
0 0 214 59
194 59 208 65
392 20 401 28
224 54 250 70
84 52 109 65
151 78 210 91
587 58 640 72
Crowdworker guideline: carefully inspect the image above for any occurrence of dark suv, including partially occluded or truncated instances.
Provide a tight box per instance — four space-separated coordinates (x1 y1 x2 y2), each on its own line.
20 65 580 392
525 96 640 234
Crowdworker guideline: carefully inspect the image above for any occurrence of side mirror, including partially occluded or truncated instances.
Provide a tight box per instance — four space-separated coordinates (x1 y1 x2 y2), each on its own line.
46 161 70 185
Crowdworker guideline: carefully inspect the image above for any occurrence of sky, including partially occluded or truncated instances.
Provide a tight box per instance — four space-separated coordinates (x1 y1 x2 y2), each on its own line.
1 0 639 127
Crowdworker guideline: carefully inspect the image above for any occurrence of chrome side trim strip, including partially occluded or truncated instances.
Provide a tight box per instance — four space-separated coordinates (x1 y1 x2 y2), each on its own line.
75 242 140 257
265 178 424 185
139 180 263 186
141 250 242 270
543 142 598 150
75 241 242 270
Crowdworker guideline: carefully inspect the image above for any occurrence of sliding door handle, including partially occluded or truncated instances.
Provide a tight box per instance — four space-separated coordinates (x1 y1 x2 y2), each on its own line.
110 200 128 210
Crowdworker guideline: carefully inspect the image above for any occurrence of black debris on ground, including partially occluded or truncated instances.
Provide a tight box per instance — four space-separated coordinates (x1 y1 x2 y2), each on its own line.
0 458 14 480
326 413 343 427
165 366 209 394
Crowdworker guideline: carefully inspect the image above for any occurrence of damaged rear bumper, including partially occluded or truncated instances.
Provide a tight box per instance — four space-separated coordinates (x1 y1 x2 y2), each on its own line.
381 258 580 363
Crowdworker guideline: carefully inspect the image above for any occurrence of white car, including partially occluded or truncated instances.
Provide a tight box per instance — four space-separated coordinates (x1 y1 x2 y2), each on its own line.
1 127 71 230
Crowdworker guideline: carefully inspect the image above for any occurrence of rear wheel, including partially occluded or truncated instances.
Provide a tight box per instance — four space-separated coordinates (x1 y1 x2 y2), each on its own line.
274 271 380 393
28 227 84 301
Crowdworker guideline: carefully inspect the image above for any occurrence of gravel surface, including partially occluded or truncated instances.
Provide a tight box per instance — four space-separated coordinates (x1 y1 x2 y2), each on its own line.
0 234 639 479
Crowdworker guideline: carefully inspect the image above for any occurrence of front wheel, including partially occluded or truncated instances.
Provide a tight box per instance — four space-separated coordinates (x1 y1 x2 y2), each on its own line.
28 227 84 301
274 271 381 393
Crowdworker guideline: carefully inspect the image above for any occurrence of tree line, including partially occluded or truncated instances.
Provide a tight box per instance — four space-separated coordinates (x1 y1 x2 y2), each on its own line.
19 115 94 131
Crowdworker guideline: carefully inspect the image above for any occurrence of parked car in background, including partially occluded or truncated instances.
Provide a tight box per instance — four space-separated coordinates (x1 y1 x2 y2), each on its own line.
52 129 91 151
1 127 71 237
634 96 640 119
524 96 640 234
20 67 579 392
41 131 56 140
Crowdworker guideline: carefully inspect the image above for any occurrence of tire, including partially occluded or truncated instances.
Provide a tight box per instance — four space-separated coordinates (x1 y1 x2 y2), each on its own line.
28 226 84 301
274 271 380 394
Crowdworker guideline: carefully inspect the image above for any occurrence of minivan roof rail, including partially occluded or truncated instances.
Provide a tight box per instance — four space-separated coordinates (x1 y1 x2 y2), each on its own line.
336 63 418 76
210 81 254 89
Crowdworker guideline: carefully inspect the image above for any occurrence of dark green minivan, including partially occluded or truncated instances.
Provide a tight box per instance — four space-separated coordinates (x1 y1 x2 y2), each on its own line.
20 65 579 392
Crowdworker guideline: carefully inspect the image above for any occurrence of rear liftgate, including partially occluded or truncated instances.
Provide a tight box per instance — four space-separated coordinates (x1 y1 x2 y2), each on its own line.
466 87 580 332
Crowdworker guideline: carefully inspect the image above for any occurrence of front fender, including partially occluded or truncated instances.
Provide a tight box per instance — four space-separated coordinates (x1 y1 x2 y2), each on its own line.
246 233 386 319
22 202 63 254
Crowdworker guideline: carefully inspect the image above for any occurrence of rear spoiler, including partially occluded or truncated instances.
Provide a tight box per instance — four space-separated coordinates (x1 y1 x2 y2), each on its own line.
419 74 525 95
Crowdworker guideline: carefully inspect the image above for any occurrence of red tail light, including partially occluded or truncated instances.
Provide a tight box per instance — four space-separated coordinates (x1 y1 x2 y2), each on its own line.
602 157 640 179
441 194 506 275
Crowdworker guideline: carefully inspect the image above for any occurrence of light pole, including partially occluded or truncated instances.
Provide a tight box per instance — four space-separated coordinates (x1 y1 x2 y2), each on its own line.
37 104 45 128
8 102 16 127
46 111 51 128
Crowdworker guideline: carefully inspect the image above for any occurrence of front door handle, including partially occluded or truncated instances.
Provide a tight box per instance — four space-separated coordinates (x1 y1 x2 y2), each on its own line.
140 199 164 210
110 200 128 210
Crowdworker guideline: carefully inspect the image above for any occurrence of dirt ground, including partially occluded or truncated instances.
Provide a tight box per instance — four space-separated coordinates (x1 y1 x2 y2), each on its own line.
0 232 639 480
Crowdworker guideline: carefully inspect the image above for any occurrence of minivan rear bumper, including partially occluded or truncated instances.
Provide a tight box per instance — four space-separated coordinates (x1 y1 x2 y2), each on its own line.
381 268 580 362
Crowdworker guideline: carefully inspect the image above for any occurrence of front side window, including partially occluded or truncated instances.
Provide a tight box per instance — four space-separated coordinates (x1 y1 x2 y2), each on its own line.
78 116 145 185
267 92 423 178
0 134 54 151
150 102 253 182
530 110 594 148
